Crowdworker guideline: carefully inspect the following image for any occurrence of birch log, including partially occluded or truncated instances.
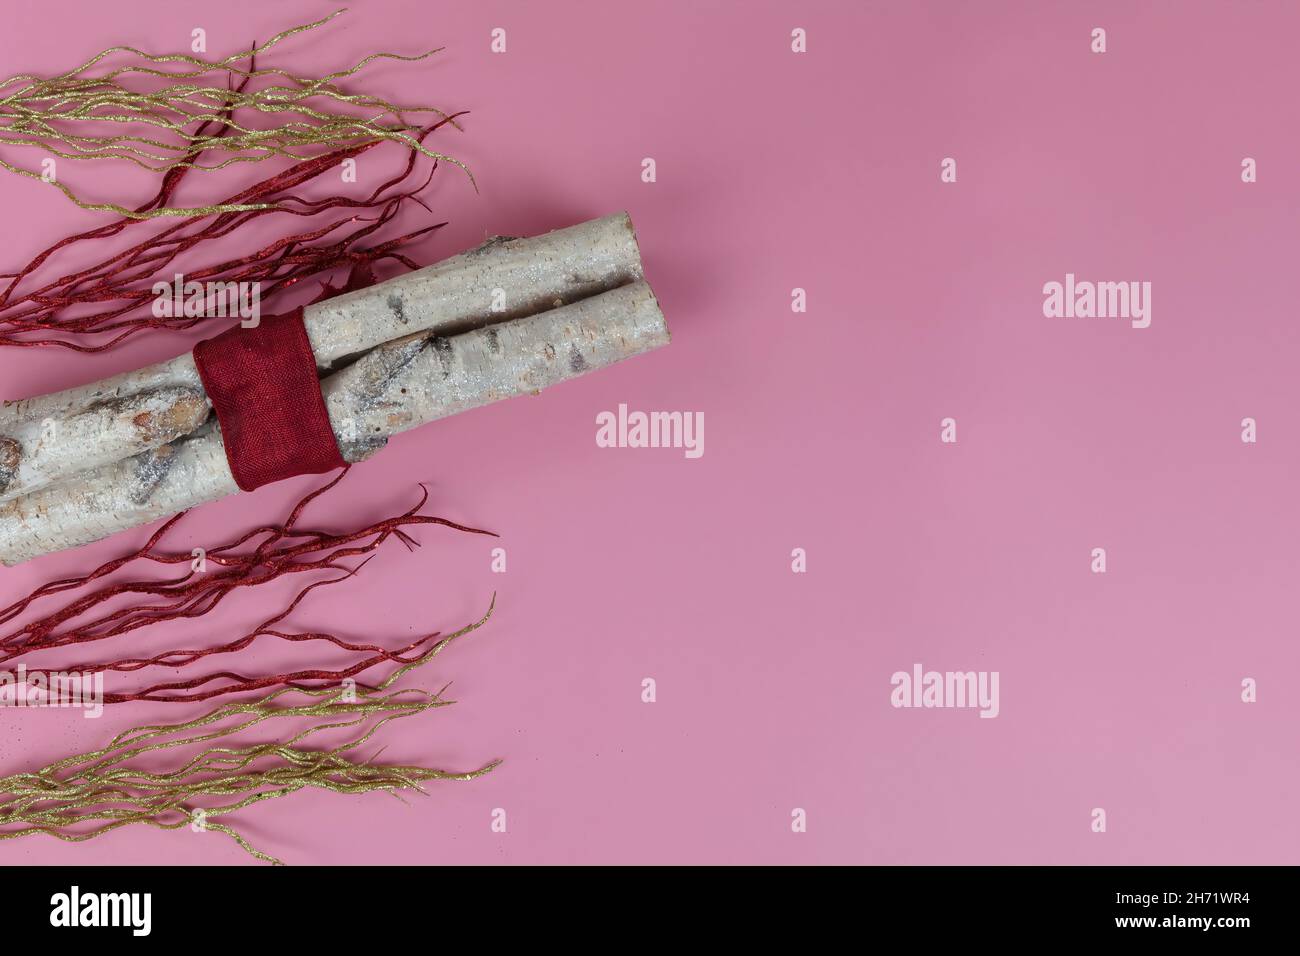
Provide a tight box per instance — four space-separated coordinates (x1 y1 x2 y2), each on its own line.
0 212 643 504
0 281 669 564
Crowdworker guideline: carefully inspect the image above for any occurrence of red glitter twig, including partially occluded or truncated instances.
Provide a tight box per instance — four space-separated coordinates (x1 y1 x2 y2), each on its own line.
0 118 461 350
0 470 496 699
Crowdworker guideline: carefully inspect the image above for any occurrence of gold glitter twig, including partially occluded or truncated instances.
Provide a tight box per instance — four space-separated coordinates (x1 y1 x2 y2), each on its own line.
0 596 499 864
0 9 471 218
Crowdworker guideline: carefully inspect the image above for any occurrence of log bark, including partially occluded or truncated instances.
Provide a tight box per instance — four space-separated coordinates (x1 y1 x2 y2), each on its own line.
0 212 644 504
0 281 668 565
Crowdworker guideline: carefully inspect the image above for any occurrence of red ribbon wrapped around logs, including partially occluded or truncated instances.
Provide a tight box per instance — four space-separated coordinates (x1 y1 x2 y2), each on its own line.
193 273 373 492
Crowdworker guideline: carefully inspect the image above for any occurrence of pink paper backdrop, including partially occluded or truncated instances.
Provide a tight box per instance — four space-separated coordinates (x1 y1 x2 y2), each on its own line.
1 0 1297 865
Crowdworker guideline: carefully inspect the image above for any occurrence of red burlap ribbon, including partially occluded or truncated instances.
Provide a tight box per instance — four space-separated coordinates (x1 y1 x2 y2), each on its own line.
193 269 373 492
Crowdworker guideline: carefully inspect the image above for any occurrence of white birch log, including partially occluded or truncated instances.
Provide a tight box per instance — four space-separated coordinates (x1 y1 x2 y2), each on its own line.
322 281 667 460
0 383 209 502
0 281 668 565
0 212 644 503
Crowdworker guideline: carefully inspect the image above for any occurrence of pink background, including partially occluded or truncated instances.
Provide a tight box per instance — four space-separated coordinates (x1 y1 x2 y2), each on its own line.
1 0 1298 865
